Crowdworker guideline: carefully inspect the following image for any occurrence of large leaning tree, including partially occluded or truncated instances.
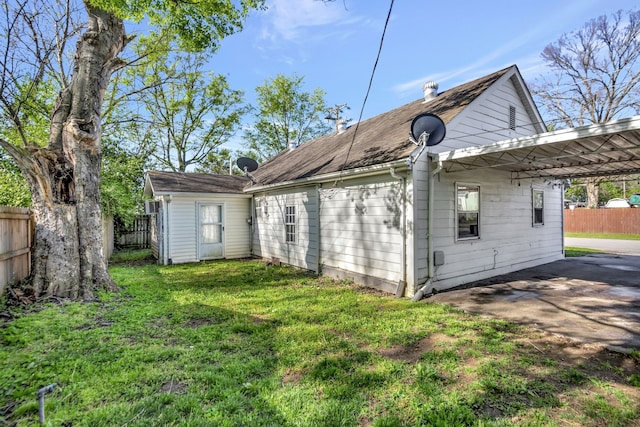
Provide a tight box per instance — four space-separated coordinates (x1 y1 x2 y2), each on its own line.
0 0 264 300
531 9 640 207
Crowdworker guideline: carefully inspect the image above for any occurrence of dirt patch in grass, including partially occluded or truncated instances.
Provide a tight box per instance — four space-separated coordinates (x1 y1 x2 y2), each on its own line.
378 333 457 363
160 380 188 394
282 369 303 385
186 317 216 328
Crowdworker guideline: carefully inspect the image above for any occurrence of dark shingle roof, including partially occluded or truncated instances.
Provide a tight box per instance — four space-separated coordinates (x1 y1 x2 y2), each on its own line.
249 66 513 188
146 170 249 194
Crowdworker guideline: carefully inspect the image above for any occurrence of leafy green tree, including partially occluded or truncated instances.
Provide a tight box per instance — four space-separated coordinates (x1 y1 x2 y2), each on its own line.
0 0 264 300
532 9 640 207
100 136 150 225
0 151 32 207
195 147 243 175
244 74 331 161
137 53 249 172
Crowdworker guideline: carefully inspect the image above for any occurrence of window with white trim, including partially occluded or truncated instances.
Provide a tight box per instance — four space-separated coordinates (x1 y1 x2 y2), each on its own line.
285 205 296 243
533 189 544 226
456 184 480 240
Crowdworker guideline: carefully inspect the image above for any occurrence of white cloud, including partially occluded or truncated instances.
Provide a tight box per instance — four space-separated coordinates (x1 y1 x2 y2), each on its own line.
261 0 356 41
267 0 345 40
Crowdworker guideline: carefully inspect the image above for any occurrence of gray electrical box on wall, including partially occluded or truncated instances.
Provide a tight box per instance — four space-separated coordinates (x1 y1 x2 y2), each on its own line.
434 251 445 266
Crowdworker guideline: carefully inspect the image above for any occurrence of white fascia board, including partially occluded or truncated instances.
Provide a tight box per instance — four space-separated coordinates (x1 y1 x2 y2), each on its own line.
245 159 409 193
435 115 640 162
150 191 251 199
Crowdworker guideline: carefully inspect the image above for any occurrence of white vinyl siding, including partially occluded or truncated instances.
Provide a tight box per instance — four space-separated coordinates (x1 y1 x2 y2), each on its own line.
252 187 318 270
166 195 251 264
319 177 404 284
423 168 563 291
433 73 542 153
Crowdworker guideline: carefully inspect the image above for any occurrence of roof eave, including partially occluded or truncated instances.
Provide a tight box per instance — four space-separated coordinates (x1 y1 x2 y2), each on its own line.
148 190 251 198
246 158 410 193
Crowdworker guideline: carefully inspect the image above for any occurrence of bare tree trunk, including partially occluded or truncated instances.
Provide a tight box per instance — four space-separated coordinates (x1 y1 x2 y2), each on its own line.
0 3 127 300
586 179 599 208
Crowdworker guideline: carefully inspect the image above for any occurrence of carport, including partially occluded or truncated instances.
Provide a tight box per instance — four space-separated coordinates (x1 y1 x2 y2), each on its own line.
435 115 640 180
429 115 640 351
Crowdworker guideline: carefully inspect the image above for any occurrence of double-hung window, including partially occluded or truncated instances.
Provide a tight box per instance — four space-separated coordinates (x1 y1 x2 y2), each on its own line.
285 205 296 243
532 189 544 226
456 184 480 240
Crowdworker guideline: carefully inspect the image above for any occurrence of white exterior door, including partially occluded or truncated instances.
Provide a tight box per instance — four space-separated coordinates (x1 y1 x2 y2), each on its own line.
198 203 224 260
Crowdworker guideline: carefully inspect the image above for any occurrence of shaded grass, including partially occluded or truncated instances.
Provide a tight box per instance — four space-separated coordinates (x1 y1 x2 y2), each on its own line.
1 259 638 426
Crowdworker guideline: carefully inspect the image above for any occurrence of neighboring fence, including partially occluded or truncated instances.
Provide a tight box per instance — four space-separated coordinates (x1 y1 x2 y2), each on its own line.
564 208 640 234
1 207 115 292
0 206 32 294
115 215 151 249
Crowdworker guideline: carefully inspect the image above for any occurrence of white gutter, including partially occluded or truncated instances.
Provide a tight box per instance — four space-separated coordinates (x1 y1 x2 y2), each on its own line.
315 184 321 275
389 167 407 291
162 194 172 265
412 158 442 301
249 196 255 256
245 159 408 193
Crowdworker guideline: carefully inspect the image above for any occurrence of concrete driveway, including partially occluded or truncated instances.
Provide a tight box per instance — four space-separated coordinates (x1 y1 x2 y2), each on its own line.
428 252 640 352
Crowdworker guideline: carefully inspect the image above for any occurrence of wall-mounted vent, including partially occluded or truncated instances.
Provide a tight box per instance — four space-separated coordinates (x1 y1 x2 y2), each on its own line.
509 105 516 130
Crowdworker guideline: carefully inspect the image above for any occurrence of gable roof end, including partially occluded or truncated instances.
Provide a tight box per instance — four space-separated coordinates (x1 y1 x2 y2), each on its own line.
247 66 515 189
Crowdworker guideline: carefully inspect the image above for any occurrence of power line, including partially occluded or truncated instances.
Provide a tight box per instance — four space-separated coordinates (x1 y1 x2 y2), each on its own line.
338 0 394 176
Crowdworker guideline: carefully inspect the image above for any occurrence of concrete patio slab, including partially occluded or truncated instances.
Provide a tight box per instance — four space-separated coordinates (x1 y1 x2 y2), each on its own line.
427 253 640 352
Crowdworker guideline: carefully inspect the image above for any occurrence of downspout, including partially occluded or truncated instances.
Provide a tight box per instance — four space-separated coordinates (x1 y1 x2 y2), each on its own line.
389 167 407 289
249 195 255 256
163 195 172 265
561 180 566 256
412 158 442 301
315 184 321 274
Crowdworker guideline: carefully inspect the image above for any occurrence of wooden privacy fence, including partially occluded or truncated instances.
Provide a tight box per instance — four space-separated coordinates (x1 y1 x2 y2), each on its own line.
0 206 32 294
564 208 640 234
115 215 150 249
1 207 115 293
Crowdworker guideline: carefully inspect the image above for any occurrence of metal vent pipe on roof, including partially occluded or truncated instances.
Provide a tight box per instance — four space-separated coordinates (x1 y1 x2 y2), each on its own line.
423 81 438 102
288 140 297 151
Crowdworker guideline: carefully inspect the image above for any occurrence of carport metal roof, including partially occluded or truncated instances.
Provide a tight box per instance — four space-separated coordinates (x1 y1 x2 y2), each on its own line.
435 115 640 180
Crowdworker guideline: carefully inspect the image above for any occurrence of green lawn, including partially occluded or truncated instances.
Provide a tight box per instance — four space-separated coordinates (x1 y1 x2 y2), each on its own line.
565 232 640 240
564 247 604 257
1 258 638 426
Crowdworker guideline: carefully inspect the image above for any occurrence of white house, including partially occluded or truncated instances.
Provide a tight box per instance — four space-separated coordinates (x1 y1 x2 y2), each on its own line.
143 171 252 265
144 65 640 298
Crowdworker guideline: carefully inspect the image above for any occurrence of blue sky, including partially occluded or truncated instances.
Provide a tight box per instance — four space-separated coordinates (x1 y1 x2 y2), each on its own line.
206 0 635 150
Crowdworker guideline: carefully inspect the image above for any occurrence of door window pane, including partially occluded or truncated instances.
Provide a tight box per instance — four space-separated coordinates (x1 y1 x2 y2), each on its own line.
201 224 222 244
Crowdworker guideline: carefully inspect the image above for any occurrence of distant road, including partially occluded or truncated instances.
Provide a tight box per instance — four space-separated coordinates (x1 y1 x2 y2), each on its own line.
565 237 640 255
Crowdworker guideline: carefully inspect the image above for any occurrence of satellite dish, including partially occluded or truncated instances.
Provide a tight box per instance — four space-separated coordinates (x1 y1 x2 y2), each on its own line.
410 113 446 147
236 157 258 173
